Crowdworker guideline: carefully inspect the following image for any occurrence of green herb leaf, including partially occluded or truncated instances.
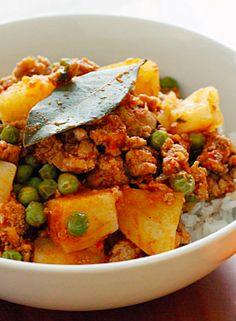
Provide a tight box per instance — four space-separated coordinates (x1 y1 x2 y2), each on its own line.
23 61 144 146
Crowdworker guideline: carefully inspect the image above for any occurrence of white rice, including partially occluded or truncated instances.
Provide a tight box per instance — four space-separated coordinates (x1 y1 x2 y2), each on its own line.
181 191 236 241
228 132 236 146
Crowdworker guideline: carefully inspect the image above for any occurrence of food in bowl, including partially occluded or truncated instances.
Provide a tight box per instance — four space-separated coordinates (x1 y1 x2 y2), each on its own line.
0 55 235 264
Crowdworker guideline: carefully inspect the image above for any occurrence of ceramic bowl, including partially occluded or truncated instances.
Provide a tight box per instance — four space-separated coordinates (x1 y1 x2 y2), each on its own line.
0 14 235 311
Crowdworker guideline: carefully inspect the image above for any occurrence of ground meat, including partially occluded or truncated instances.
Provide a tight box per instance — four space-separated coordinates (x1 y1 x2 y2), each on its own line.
87 154 128 188
0 141 21 164
190 161 209 200
123 136 147 150
138 94 161 113
8 119 26 130
229 155 236 167
73 128 88 141
125 148 157 177
61 139 97 173
104 230 124 255
66 57 99 78
108 239 143 263
0 56 49 92
0 195 32 261
120 92 160 113
61 128 88 146
0 75 16 93
34 136 62 163
0 56 98 93
116 104 157 138
230 167 236 179
16 242 33 262
175 222 191 247
161 138 189 175
0 196 25 235
198 132 235 174
13 56 51 80
34 135 98 174
50 57 99 85
145 180 174 193
171 133 191 151
90 115 127 156
207 174 236 199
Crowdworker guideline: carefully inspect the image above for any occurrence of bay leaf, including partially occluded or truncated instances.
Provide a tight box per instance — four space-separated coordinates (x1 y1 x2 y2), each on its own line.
23 61 144 146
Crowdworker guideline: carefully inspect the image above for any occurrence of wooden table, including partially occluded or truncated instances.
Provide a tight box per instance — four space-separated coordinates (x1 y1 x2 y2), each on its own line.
0 255 235 321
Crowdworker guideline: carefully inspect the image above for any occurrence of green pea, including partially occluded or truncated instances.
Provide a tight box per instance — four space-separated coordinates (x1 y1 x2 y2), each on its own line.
150 130 169 150
0 125 19 144
18 186 40 206
58 173 79 195
2 250 22 261
190 133 206 149
13 183 24 194
25 201 46 227
160 76 179 89
51 62 58 69
38 179 57 200
24 155 40 170
39 164 58 180
185 194 198 203
16 165 33 183
60 58 71 68
171 174 195 194
27 177 42 190
67 212 89 236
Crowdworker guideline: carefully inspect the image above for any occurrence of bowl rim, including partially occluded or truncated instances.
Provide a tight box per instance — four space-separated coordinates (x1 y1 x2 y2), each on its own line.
0 13 235 272
1 12 236 54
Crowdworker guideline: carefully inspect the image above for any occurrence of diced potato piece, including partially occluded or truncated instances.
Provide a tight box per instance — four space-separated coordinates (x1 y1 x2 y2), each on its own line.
46 189 119 253
101 58 160 96
0 75 55 122
135 59 160 96
157 91 179 130
0 160 16 203
33 237 106 264
158 87 224 133
117 187 184 255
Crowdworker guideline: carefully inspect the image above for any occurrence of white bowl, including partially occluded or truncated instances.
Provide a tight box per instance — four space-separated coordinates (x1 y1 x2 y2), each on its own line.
0 14 235 311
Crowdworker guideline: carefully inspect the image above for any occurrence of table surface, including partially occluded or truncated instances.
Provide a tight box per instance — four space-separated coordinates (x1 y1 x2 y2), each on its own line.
0 0 236 319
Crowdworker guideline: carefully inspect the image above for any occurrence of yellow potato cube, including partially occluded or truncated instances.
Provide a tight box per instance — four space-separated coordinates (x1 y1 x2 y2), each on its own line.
0 75 55 122
0 160 16 203
46 189 119 253
33 237 106 264
117 187 184 255
101 58 160 96
158 87 224 133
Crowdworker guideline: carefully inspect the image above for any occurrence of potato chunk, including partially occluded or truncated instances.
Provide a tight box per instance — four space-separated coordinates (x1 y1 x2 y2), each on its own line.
46 189 119 253
158 87 224 133
33 238 106 264
0 75 55 122
0 160 16 203
101 58 160 96
116 187 184 255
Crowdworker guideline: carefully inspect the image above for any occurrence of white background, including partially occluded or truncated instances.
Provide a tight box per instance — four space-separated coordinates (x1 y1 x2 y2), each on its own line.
0 0 236 50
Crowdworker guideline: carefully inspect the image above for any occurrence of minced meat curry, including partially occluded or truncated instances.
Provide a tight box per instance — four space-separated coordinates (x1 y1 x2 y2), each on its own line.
0 56 235 264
